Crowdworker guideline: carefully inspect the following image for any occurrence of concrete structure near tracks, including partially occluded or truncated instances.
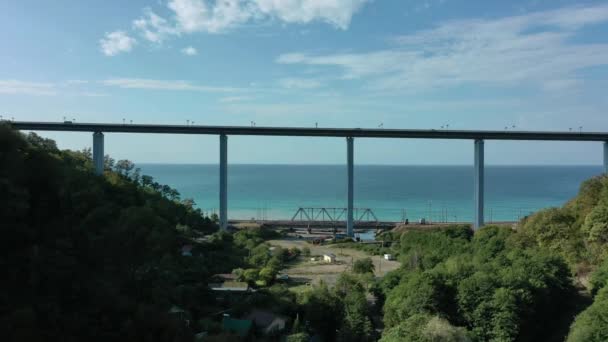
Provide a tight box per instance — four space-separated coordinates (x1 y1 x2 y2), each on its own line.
10 121 608 235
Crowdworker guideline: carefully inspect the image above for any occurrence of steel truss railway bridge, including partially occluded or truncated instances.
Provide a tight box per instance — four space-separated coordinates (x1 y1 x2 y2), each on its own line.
10 121 608 236
291 207 378 223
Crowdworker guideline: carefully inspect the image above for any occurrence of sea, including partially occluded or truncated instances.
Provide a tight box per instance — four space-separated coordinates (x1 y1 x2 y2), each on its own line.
137 164 603 223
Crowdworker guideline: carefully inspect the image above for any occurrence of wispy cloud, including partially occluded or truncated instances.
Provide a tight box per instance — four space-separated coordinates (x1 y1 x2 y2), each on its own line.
99 31 136 56
278 77 323 89
80 92 110 97
277 4 608 92
101 78 240 92
219 96 253 103
410 0 447 14
181 46 198 56
65 79 89 85
0 80 56 95
277 51 415 79
0 80 110 97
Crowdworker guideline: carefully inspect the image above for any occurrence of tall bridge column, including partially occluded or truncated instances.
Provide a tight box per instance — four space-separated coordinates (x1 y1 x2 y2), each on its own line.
604 141 608 174
219 134 228 230
92 132 104 175
347 137 354 237
473 139 484 230
220 134 228 230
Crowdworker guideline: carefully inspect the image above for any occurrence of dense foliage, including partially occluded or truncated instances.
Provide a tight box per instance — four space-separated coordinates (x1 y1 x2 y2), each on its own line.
566 286 608 341
231 228 295 286
566 257 608 341
353 257 375 274
297 273 375 342
379 225 574 341
380 313 470 342
517 175 608 341
517 175 608 267
0 126 225 341
376 175 608 341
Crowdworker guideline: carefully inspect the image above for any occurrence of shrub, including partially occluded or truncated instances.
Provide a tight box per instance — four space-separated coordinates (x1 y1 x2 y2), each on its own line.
353 258 375 274
590 259 608 296
381 314 470 342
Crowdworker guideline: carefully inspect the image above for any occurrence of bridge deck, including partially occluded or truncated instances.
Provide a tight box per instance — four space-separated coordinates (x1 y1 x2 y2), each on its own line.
9 121 608 141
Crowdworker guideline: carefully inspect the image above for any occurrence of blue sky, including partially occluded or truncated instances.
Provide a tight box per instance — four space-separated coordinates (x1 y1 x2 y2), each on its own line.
1 0 608 165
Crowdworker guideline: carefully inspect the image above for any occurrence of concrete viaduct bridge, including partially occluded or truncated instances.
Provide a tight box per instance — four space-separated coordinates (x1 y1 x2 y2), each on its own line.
10 121 608 236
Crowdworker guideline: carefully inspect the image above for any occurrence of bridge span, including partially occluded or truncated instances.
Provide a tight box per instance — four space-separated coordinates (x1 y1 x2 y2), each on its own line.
9 121 608 236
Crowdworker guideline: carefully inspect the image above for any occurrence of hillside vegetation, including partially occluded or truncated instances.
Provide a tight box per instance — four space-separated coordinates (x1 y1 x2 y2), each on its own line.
0 126 228 341
517 175 608 341
377 225 575 341
2 124 608 341
0 127 380 341
375 174 608 341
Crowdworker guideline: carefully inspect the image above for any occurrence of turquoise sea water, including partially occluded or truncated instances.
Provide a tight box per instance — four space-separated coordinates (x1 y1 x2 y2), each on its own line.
138 164 603 222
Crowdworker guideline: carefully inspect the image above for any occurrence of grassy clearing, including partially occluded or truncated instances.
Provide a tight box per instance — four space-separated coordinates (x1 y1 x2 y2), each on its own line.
268 238 400 289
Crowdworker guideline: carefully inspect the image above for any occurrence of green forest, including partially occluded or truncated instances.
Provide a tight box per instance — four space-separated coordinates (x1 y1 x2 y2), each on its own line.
1 124 608 341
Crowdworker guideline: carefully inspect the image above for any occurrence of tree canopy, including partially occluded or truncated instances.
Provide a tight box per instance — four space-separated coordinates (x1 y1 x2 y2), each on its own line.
0 126 227 341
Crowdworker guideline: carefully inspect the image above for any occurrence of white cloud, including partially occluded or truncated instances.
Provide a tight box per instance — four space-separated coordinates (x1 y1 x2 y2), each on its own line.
276 4 608 92
102 0 368 53
168 0 256 33
166 0 369 33
278 77 322 89
101 78 239 92
99 31 136 56
0 80 56 95
133 8 179 43
181 46 198 55
254 0 369 29
168 0 209 32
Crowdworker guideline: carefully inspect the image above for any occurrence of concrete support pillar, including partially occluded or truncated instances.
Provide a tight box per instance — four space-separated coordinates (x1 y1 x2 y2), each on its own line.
93 132 104 175
219 134 228 230
604 141 608 174
473 139 484 230
347 137 354 237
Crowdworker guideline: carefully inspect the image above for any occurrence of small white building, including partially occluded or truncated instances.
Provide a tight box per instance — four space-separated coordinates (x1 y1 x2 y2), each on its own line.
323 253 336 263
384 254 394 261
